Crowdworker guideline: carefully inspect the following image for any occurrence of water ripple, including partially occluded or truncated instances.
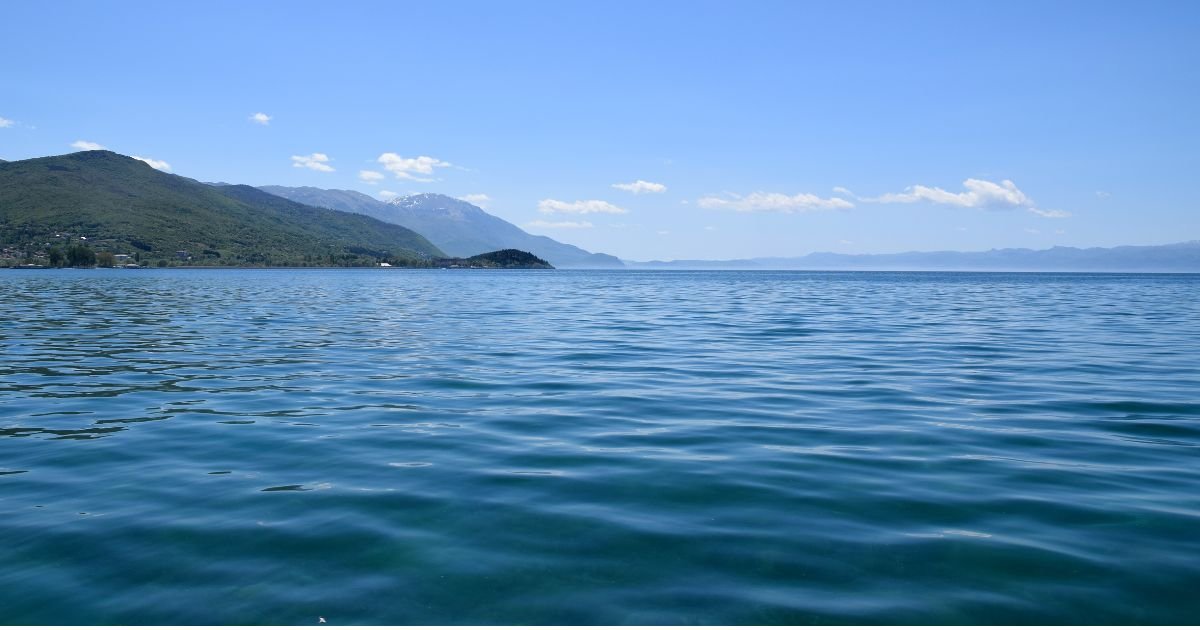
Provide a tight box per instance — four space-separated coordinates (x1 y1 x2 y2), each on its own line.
1 269 1199 624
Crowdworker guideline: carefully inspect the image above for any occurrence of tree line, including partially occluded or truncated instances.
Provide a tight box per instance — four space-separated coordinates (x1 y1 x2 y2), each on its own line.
45 244 113 268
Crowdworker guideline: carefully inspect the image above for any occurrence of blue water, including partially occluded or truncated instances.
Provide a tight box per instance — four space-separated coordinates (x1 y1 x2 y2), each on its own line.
2 269 1199 624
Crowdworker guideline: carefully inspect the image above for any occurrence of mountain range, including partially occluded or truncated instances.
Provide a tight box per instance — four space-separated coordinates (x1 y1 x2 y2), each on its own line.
2 150 1196 273
258 187 623 268
627 241 1200 272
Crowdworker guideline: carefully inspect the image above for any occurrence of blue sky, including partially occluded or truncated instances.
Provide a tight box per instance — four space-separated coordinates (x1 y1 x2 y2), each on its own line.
2 1 1197 260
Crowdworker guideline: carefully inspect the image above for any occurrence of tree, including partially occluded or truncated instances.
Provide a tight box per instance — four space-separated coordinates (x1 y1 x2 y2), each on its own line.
96 251 116 267
47 247 64 267
66 244 96 267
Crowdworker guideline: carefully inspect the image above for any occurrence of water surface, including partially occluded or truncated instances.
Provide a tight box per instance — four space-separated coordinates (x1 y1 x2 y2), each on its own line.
2 269 1198 624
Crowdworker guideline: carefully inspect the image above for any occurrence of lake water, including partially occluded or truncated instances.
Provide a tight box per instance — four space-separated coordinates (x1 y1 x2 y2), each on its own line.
2 269 1198 624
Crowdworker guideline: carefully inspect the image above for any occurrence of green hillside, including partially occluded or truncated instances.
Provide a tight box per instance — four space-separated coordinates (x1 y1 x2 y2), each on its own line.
0 151 444 267
434 249 554 269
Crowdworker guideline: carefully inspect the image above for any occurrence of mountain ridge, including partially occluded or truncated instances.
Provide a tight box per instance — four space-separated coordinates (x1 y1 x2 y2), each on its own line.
625 241 1200 272
258 186 624 268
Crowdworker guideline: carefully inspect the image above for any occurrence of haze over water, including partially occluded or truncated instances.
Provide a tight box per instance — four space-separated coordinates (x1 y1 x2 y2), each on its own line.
2 269 1199 624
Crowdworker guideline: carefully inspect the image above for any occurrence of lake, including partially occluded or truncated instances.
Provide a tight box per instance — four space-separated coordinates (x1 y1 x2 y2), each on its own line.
2 269 1198 624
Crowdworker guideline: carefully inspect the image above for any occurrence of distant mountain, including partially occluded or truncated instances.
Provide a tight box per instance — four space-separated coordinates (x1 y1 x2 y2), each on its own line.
258 187 623 268
626 242 1200 272
0 151 444 266
259 186 386 217
626 258 763 270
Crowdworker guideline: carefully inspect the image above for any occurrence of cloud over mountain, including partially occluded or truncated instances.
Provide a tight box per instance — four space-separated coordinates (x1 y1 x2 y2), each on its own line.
291 153 334 172
377 153 452 181
133 156 171 172
71 140 106 151
861 178 1070 218
538 199 627 215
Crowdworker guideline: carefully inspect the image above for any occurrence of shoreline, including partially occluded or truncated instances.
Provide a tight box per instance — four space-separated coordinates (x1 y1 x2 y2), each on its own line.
5 266 1200 274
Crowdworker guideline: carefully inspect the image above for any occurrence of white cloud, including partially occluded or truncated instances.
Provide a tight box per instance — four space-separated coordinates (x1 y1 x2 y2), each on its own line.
1096 191 1111 198
377 153 452 181
866 178 1072 219
133 156 171 172
697 191 853 213
1028 208 1071 218
71 140 106 151
527 219 594 229
704 226 716 231
250 112 272 125
291 153 334 172
378 190 400 200
870 178 1031 208
458 193 491 208
0 116 13 128
656 230 671 236
1025 228 1042 235
612 179 667 194
358 170 385 184
538 199 628 215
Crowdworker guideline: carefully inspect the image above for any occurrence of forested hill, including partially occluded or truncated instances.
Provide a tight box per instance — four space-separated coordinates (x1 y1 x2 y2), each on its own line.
0 151 444 267
433 249 554 269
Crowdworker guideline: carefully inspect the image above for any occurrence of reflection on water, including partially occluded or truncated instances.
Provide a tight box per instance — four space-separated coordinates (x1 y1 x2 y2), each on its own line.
1 269 1199 624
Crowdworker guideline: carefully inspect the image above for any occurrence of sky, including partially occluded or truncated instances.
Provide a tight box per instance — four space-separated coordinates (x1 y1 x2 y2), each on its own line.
2 1 1198 261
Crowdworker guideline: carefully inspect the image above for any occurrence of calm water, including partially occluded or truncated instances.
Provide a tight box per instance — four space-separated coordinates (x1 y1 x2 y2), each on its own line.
2 269 1198 624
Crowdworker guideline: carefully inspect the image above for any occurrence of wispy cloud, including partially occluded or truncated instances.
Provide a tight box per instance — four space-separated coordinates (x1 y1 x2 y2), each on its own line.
358 170 385 184
527 219 594 229
1096 191 1111 199
378 190 400 200
697 191 853 213
1028 208 1071 218
0 116 13 129
291 153 334 172
71 140 106 151
377 153 452 181
857 178 1070 219
538 199 627 215
250 112 272 125
867 178 1031 208
133 156 171 172
612 180 667 194
459 193 491 208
